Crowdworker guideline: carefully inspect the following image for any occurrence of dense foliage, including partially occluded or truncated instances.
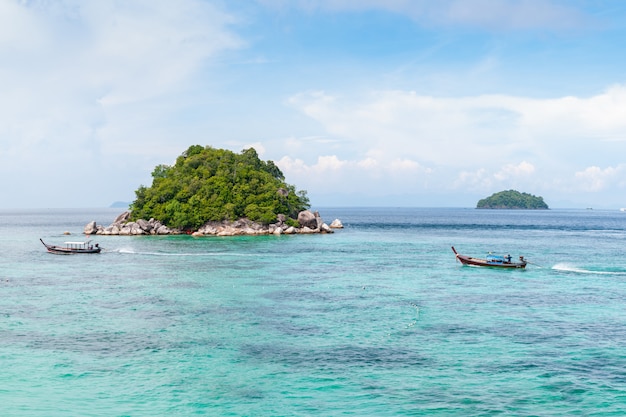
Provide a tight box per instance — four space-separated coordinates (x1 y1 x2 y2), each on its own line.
476 190 549 209
130 145 310 230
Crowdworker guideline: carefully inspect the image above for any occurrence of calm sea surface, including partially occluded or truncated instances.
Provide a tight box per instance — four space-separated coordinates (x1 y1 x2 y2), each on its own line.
1 207 626 416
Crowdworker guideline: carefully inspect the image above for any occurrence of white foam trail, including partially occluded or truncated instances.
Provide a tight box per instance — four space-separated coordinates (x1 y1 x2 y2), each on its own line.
110 248 258 257
552 263 626 275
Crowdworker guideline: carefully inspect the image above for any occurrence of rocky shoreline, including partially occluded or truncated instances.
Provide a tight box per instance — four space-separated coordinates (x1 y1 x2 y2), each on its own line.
84 210 343 237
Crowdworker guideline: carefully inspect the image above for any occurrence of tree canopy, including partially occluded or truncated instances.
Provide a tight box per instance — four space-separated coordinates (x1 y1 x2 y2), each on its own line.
130 145 310 230
476 190 549 209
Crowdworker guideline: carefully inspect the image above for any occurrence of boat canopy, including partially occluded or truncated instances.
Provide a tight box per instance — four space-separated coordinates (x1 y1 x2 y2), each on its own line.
486 253 513 262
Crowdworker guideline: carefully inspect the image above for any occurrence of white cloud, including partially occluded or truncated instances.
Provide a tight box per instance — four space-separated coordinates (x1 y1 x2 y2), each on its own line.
494 161 535 181
357 157 379 169
453 162 535 191
518 85 626 134
85 1 240 105
316 155 346 171
289 87 626 173
277 154 428 176
0 2 33 46
285 85 626 204
574 165 625 192
390 158 425 173
454 168 491 190
277 155 346 176
277 153 433 199
0 0 242 207
0 0 240 140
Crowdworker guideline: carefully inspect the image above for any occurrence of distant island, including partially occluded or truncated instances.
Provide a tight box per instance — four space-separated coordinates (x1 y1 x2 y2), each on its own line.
109 201 130 209
476 190 549 209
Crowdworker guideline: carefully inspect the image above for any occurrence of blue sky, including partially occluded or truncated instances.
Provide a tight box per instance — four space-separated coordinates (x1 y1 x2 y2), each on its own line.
1 0 626 209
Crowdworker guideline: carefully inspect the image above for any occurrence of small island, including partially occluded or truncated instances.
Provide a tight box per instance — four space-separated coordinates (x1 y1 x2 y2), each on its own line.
476 190 549 209
85 145 342 236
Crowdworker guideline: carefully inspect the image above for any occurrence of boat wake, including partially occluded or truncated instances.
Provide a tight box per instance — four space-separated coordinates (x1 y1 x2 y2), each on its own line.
111 248 258 257
552 263 626 276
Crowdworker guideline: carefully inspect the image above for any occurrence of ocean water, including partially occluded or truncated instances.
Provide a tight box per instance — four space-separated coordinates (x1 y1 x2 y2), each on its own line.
1 207 626 416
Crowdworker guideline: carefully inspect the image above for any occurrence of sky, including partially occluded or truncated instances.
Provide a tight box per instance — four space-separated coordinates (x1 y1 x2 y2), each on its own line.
1 0 626 209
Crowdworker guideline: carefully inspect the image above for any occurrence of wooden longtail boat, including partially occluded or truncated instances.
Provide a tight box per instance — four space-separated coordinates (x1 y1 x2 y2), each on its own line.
451 246 526 269
40 239 102 254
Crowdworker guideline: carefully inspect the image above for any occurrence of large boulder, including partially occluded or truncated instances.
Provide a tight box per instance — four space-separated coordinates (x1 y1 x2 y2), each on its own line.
136 218 152 233
113 211 131 224
155 225 172 235
297 210 318 229
84 221 98 235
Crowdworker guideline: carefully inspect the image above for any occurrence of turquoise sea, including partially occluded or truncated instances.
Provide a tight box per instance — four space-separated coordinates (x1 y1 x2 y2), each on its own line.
1 207 626 416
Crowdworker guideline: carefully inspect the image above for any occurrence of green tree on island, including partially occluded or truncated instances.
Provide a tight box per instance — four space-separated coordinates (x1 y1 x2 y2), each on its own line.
476 190 548 209
130 145 310 230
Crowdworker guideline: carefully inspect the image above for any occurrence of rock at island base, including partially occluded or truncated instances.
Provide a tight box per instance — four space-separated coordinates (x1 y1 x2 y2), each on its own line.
297 210 318 229
83 221 98 235
329 219 343 228
113 211 131 224
84 210 340 237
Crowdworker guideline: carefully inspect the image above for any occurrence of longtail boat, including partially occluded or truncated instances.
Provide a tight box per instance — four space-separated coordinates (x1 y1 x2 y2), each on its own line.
40 239 102 254
451 246 526 269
